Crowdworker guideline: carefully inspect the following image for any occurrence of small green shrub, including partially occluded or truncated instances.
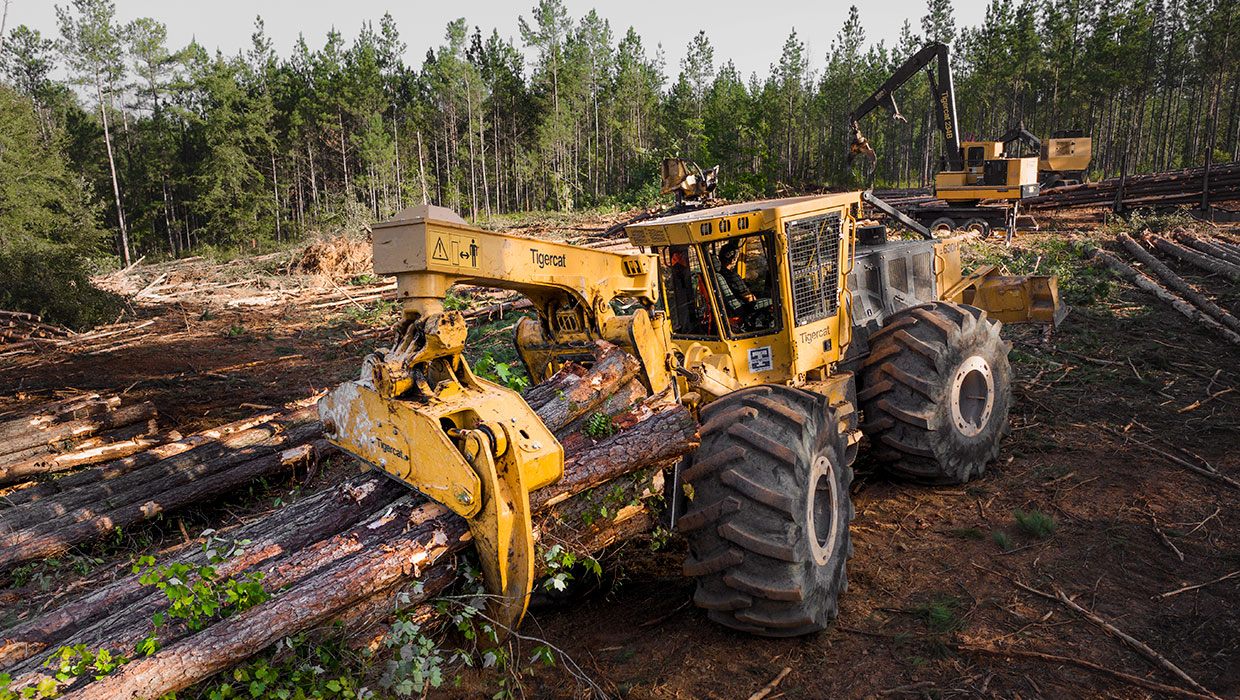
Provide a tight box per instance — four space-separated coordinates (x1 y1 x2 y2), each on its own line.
583 412 618 438
1013 508 1058 538
991 530 1012 550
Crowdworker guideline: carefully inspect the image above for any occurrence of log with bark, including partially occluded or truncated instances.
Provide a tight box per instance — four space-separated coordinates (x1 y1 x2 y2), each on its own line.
1 344 699 700
1116 233 1240 336
1086 246 1240 346
0 402 157 473
1172 231 1240 267
1146 234 1240 283
0 412 323 569
0 410 284 509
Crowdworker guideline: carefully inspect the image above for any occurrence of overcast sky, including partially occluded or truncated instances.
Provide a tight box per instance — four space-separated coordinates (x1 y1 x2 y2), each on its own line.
6 0 989 80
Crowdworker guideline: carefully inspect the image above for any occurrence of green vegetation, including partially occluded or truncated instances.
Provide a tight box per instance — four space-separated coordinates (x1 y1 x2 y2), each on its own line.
133 533 270 637
583 411 619 438
0 83 122 329
990 530 1012 550
1013 508 1058 538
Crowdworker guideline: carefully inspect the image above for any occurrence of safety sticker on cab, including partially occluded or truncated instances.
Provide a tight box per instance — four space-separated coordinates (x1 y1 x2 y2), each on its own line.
748 346 773 373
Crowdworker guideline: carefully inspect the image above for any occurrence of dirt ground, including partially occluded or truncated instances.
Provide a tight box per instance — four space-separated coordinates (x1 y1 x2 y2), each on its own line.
2 208 1238 699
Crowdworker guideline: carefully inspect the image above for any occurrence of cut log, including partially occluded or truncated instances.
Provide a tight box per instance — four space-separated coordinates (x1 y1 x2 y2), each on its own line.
0 410 314 535
0 423 324 567
1086 246 1240 346
53 403 696 700
2 400 691 672
1146 234 1240 282
528 341 642 432
0 395 113 441
0 422 168 486
1117 233 1240 335
0 410 283 509
555 378 647 439
1173 231 1240 266
0 474 404 670
0 402 156 463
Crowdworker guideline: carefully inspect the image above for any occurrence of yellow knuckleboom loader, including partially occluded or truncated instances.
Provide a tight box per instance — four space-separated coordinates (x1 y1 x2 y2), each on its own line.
318 196 1063 638
848 41 1040 240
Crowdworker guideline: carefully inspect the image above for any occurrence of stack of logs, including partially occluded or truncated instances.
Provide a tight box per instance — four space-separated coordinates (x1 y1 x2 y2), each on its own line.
1086 229 1240 346
0 396 168 487
0 311 72 345
1027 161 1240 210
0 341 698 700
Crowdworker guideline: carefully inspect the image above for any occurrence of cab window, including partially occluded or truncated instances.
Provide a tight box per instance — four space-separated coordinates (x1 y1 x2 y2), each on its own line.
966 146 985 168
704 234 781 337
659 244 715 338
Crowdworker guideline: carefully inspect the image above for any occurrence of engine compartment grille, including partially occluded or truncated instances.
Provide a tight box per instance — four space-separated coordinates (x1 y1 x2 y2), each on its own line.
786 212 842 326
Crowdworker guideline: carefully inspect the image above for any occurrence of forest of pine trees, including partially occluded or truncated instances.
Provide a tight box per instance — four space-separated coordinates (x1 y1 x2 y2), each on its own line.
3 0 1239 264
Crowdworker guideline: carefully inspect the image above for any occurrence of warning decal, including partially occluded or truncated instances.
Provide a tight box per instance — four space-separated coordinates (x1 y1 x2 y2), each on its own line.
429 234 479 269
431 237 450 262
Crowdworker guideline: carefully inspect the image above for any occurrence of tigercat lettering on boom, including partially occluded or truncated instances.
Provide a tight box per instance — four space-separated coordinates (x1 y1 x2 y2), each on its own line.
940 93 954 140
530 249 568 269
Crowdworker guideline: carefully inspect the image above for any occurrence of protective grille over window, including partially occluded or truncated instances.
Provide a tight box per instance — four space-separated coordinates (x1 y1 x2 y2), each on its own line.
786 212 841 326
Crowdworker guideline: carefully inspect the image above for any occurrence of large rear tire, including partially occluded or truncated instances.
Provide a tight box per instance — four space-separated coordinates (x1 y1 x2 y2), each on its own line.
858 302 1011 484
680 385 853 637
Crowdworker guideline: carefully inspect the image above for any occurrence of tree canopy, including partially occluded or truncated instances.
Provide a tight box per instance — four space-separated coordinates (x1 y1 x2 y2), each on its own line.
2 0 1238 261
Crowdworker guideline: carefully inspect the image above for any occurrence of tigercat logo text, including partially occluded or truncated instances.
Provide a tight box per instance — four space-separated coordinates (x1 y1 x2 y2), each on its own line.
531 249 568 269
377 439 407 461
799 327 833 345
939 93 954 140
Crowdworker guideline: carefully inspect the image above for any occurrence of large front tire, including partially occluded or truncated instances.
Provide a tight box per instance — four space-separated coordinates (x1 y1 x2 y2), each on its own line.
858 302 1012 484
680 386 853 637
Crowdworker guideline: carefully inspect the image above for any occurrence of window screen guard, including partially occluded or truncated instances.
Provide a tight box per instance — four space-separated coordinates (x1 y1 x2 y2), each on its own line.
785 212 842 326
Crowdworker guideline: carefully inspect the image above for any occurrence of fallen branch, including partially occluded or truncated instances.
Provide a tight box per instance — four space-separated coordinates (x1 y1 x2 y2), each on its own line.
1153 570 1240 600
1049 586 1220 699
1100 425 1240 490
748 667 793 700
953 644 1217 700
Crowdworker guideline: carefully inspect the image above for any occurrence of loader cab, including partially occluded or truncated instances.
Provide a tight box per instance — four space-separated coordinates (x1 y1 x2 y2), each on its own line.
627 193 861 390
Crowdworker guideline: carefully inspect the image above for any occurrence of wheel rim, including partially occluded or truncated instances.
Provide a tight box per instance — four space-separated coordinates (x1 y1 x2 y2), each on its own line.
950 355 995 437
807 455 839 566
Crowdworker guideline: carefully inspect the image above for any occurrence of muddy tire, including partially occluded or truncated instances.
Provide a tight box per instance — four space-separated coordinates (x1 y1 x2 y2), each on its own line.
680 385 853 637
858 302 1011 484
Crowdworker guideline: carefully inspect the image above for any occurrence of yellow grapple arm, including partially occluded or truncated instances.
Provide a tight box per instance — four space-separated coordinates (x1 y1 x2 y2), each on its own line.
319 205 672 635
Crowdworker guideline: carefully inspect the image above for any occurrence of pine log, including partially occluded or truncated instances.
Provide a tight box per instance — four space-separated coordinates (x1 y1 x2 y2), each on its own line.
54 403 695 700
0 424 325 567
0 411 283 509
522 363 588 410
0 402 156 462
0 410 314 535
1087 246 1240 346
0 422 169 486
0 474 404 670
0 396 114 442
555 378 648 439
1209 235 1240 258
2 399 692 672
530 341 642 433
1117 233 1240 335
1146 234 1240 282
1173 231 1240 266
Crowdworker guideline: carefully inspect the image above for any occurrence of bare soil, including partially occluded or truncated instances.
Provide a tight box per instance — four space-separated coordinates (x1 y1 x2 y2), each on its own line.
2 210 1238 699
